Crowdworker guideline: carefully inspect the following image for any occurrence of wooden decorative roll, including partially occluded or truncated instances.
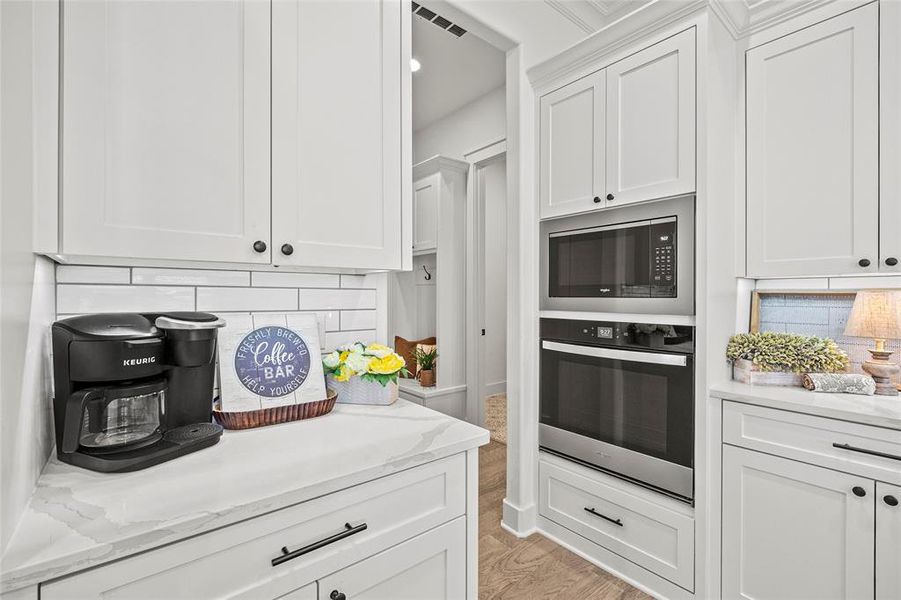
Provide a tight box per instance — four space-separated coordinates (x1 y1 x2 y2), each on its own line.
213 389 337 430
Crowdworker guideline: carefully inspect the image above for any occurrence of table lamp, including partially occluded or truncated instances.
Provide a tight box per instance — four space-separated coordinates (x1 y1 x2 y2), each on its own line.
844 290 901 396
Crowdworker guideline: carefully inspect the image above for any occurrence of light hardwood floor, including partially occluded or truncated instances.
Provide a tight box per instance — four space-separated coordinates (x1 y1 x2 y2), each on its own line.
479 441 652 600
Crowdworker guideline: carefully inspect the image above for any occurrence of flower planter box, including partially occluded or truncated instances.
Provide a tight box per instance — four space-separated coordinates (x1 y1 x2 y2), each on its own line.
328 375 399 406
732 358 803 387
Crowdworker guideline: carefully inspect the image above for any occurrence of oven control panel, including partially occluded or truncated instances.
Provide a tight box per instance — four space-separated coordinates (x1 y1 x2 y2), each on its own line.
542 318 695 353
650 221 676 297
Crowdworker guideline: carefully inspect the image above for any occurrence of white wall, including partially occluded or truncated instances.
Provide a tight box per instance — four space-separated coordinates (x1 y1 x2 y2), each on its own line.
413 85 505 163
0 0 57 552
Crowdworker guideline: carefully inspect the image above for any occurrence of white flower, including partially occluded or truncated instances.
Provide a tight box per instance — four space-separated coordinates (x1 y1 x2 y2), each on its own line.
345 351 373 374
338 342 365 354
322 351 340 369
363 343 393 358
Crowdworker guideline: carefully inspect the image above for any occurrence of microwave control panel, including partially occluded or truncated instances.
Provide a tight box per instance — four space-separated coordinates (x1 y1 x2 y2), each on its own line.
650 221 676 297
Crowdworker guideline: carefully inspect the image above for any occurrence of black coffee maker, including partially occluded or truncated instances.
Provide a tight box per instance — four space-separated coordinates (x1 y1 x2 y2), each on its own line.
52 312 226 472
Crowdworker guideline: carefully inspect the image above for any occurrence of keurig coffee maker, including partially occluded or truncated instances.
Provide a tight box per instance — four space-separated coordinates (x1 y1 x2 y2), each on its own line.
51 312 226 472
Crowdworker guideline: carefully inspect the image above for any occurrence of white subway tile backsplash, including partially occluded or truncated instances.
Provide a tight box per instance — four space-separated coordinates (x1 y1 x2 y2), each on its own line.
57 285 194 314
341 310 377 331
133 268 249 287
299 288 377 310
251 272 339 288
340 274 375 288
56 266 130 284
196 287 298 312
324 329 378 351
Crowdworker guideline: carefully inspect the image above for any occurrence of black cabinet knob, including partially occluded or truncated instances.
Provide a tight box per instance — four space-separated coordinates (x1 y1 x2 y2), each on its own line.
606 193 615 201
281 243 294 256
330 591 346 600
885 495 899 507
858 258 871 268
852 486 867 497
252 240 267 253
593 196 602 203
886 257 899 267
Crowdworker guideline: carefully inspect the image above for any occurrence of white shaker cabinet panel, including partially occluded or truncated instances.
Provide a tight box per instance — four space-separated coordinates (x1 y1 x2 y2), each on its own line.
273 0 405 270
61 0 271 264
746 4 879 277
605 29 695 207
317 518 466 600
881 0 901 273
278 583 317 600
539 71 605 219
877 482 901 600
413 174 439 253
722 445 875 600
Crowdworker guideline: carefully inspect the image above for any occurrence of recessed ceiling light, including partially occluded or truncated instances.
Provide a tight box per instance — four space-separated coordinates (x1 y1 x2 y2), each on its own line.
411 58 421 73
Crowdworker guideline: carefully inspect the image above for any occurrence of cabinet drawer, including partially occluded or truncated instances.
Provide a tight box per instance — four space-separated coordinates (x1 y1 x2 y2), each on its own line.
723 401 901 485
538 455 694 591
41 455 465 600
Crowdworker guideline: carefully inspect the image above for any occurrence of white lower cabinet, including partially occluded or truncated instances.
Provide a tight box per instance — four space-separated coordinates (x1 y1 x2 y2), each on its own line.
877 482 901 600
318 518 465 600
39 455 469 600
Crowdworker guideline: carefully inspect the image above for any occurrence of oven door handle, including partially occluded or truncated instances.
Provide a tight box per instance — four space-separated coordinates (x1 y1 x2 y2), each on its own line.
541 340 688 367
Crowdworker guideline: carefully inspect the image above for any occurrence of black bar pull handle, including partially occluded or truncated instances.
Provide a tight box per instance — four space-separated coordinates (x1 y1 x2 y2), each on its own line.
272 522 368 567
832 443 901 462
584 507 623 527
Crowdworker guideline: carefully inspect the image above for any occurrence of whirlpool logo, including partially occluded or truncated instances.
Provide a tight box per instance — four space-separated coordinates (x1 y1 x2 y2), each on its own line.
123 357 156 367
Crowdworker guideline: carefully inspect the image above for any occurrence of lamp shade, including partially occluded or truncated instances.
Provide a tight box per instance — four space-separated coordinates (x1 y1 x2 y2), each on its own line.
844 290 901 340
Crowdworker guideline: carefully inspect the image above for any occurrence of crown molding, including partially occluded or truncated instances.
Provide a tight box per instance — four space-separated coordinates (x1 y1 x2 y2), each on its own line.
413 155 470 179
708 0 838 38
544 0 605 34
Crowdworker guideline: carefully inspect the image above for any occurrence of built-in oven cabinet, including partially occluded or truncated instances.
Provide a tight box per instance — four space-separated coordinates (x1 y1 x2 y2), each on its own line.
54 0 411 271
538 28 696 220
721 400 901 600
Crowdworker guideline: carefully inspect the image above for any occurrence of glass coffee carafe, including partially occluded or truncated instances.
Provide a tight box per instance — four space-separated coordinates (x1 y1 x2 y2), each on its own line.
66 380 166 453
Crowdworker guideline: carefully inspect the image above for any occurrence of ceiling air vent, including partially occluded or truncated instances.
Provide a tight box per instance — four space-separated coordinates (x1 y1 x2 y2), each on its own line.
413 5 466 38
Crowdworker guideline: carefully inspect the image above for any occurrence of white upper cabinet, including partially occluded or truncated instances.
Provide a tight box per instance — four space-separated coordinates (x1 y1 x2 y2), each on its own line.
61 0 271 264
539 71 605 219
605 29 695 207
272 0 405 270
722 445 875 600
413 174 439 253
746 4 879 278
881 0 901 273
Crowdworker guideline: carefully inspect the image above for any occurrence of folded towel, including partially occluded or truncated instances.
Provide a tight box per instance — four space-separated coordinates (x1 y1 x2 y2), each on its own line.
802 373 875 395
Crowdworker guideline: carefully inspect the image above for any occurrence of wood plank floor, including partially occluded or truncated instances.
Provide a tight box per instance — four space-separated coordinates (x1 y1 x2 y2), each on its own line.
478 441 652 600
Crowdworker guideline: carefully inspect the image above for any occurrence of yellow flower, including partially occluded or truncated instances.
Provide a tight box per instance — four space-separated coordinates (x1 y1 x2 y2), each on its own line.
339 351 350 362
364 343 393 358
333 364 354 382
368 353 405 375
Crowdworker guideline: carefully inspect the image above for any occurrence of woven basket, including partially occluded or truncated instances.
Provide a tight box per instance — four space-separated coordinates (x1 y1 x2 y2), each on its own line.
213 389 337 430
328 376 398 405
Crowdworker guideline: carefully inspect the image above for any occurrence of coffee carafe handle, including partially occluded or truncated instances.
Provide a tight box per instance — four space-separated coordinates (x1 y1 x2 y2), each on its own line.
61 389 104 453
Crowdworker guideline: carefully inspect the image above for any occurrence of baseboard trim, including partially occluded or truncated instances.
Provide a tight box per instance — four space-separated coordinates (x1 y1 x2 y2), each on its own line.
537 516 695 600
501 498 537 537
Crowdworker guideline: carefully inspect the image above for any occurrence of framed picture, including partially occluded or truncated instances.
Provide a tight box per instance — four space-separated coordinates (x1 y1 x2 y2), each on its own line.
218 313 327 412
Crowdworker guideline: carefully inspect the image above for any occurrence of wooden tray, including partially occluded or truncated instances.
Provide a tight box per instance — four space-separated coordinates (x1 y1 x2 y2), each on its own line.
213 389 337 430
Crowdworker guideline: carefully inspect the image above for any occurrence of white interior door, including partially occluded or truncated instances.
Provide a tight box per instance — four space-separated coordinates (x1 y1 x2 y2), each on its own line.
317 518 465 600
722 445 875 600
539 71 605 219
61 0 271 264
272 0 404 270
877 482 901 600
605 29 695 206
478 156 507 410
745 4 879 277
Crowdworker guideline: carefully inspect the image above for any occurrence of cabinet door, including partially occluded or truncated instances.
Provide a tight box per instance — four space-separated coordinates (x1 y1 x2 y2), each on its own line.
877 482 901 600
881 0 901 273
272 0 404 270
278 583 317 600
413 175 439 253
722 445 875 600
605 29 695 207
746 4 878 278
317 518 465 600
61 0 271 264
539 71 605 220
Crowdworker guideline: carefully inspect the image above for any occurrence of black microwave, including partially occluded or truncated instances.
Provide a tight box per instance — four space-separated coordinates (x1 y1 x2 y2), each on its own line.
540 195 695 316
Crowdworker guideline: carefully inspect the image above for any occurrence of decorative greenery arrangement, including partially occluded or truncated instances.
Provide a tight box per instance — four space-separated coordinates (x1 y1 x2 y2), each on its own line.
726 332 849 373
414 346 438 371
322 342 410 387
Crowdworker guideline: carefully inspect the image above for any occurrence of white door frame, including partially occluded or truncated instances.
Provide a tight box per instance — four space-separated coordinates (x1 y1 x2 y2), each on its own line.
464 140 506 427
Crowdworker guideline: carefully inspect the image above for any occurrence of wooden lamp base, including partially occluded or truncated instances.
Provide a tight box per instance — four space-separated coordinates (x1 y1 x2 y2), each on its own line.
862 348 900 397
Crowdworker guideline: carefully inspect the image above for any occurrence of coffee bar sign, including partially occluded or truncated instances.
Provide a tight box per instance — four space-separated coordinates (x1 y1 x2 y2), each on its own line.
220 313 327 411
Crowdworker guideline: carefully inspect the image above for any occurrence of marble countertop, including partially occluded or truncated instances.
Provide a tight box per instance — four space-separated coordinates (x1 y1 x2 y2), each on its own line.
710 380 901 430
0 400 489 593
